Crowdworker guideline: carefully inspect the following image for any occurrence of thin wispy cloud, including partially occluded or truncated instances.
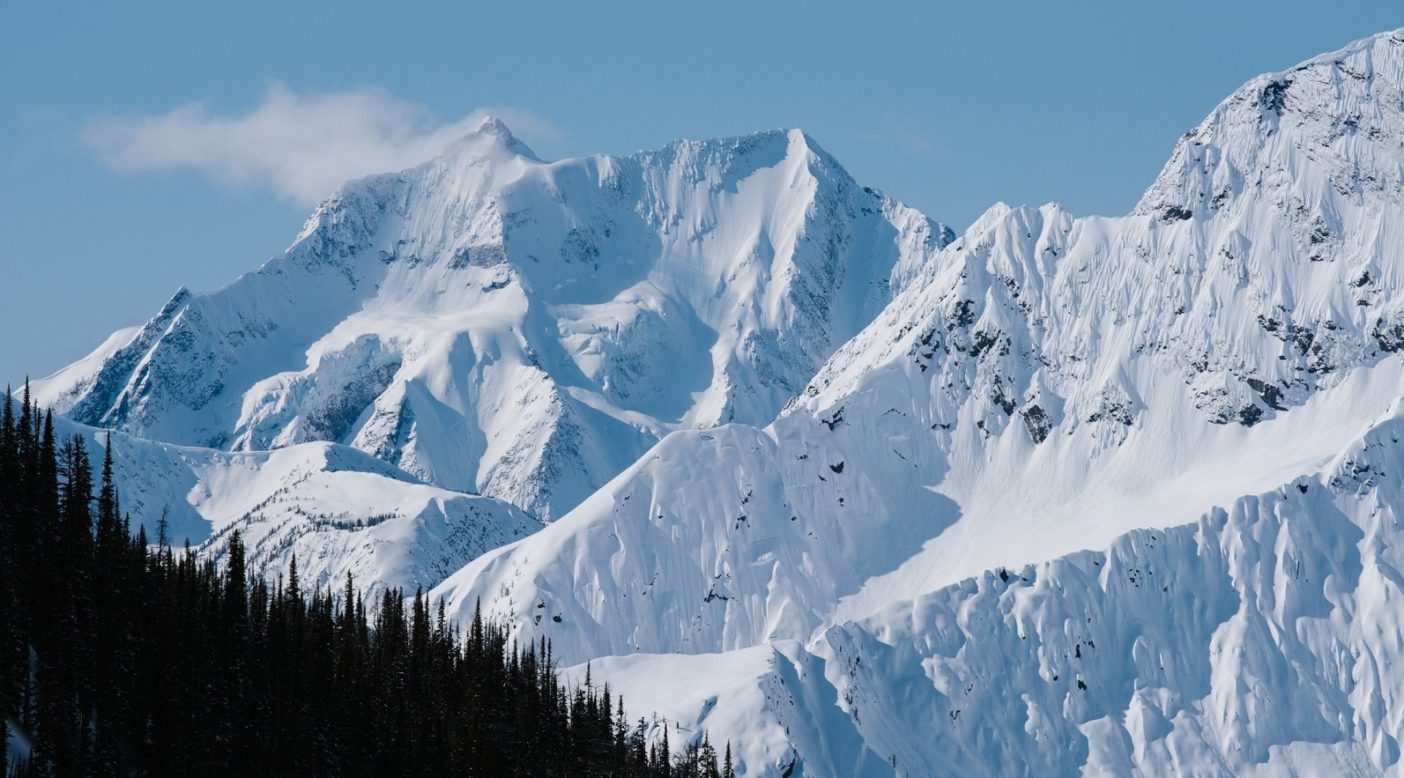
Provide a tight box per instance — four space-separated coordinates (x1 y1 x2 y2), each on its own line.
81 82 563 206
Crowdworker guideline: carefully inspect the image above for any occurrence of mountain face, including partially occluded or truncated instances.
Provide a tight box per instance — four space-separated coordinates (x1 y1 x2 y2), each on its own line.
35 123 950 521
425 30 1404 775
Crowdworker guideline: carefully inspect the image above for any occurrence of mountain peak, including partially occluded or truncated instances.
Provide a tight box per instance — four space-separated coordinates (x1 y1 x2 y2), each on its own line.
476 114 513 137
1135 27 1404 222
630 126 852 195
442 114 543 163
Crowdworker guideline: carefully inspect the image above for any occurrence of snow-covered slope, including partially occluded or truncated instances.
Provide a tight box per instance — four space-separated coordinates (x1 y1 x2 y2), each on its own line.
562 642 889 777
429 30 1404 775
824 401 1404 776
16 397 537 597
177 441 539 598
35 123 950 521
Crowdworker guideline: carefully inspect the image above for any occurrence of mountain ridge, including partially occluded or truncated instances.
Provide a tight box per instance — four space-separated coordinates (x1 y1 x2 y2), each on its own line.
35 122 951 522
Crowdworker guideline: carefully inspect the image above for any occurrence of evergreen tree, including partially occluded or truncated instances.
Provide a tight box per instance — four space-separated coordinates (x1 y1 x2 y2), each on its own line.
0 400 715 776
0 388 17 765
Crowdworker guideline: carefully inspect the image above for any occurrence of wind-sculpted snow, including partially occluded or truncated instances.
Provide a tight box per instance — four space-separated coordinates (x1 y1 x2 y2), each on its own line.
812 30 1404 432
35 120 950 521
427 30 1404 775
825 401 1404 776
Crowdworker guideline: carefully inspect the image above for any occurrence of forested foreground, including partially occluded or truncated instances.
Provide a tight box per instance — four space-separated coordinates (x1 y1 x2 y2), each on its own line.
0 387 733 777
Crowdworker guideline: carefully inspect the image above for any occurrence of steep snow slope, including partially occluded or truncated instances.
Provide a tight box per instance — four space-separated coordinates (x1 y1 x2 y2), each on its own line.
34 123 950 521
431 30 1404 775
433 357 1404 663
12 397 537 596
562 642 890 777
824 398 1404 776
612 393 1404 775
574 399 1404 776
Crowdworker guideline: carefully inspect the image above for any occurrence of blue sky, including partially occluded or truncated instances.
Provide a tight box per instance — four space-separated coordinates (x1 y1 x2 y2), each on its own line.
2 1 1400 386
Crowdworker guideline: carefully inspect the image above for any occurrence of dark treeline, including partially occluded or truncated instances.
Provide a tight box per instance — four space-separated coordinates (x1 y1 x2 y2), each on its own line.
0 386 735 777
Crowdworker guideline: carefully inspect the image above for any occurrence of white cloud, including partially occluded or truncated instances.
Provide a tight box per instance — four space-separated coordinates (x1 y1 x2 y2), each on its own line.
82 83 563 206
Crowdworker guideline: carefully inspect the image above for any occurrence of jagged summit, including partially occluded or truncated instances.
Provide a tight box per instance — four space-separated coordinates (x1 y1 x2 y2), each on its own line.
1138 27 1404 221
475 114 515 138
633 127 853 193
645 126 827 159
438 114 544 163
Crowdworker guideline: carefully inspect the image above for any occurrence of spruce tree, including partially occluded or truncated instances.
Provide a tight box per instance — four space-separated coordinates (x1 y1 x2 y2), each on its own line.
0 387 18 761
1 402 712 777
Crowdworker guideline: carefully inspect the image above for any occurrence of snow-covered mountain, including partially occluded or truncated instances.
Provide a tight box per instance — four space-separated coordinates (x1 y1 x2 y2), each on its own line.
426 29 1404 775
26 23 1404 778
34 123 950 521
